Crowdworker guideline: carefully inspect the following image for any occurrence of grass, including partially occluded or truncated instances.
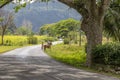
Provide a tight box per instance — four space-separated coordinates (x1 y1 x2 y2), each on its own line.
0 35 56 54
46 43 120 78
0 35 55 46
46 44 86 67
0 46 20 54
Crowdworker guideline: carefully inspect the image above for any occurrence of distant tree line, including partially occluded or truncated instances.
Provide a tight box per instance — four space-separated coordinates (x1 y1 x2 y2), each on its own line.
39 18 80 38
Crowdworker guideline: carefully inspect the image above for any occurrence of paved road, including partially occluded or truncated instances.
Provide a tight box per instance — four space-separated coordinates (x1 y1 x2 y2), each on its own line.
0 42 119 80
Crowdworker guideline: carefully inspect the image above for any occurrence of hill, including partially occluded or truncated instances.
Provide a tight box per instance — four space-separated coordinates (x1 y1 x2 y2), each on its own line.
4 0 81 32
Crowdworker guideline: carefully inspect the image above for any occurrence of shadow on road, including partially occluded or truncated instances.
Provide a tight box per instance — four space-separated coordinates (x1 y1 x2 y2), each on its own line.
0 56 119 80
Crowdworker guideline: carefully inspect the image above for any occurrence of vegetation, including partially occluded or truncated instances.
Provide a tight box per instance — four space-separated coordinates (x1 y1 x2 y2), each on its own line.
46 44 86 67
92 43 120 66
104 0 120 42
0 46 20 53
40 18 80 38
40 18 83 44
0 35 56 46
16 20 34 36
92 43 120 74
0 9 14 45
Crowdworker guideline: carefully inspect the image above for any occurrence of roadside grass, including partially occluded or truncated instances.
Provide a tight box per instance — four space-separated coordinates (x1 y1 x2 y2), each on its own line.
0 35 55 54
46 44 86 67
0 46 20 54
46 43 120 78
0 35 55 46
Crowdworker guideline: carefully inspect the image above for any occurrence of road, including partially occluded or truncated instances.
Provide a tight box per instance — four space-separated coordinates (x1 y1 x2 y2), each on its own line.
0 41 119 80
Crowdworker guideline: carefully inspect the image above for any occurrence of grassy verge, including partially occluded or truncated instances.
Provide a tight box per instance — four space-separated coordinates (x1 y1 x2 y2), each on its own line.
0 46 20 54
46 44 86 68
0 44 34 54
45 43 120 78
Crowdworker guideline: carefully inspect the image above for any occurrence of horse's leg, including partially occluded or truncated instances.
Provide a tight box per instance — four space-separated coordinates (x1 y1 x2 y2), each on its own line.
41 42 44 50
44 45 47 50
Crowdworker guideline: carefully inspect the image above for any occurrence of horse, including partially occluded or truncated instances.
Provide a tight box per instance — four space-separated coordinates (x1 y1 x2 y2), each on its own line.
41 41 52 50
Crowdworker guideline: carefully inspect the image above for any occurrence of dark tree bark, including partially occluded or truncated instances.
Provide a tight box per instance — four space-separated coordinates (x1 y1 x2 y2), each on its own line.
1 26 7 45
0 0 12 8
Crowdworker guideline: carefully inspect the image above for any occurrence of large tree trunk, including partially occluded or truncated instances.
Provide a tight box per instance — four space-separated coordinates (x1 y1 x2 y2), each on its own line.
1 30 5 45
81 17 103 67
1 26 6 45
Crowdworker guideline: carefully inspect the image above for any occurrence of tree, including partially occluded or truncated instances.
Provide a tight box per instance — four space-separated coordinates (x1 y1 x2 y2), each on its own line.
0 0 13 8
40 18 79 38
6 22 16 35
104 0 120 42
0 9 14 45
16 20 33 36
58 0 111 67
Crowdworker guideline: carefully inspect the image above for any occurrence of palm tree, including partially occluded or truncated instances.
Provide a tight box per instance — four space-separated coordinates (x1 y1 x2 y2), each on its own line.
103 0 120 42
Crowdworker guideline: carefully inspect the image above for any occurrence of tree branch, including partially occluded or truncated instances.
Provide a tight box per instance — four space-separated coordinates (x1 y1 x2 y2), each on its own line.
58 0 89 18
0 0 13 8
99 0 110 17
58 0 75 8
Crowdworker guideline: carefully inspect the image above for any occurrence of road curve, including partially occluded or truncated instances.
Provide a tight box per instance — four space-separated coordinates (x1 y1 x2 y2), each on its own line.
0 41 119 80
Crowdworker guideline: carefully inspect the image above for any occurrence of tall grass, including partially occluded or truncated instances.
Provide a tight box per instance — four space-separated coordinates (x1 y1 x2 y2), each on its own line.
0 35 57 53
46 44 86 67
0 46 20 54
0 35 56 46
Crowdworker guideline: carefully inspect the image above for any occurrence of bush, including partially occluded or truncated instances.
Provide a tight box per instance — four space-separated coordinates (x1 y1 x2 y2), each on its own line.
43 37 56 42
27 37 38 44
92 43 120 66
4 40 12 46
64 38 70 44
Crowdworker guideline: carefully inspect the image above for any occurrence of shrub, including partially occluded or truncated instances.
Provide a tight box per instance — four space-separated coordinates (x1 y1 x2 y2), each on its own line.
44 37 56 42
4 40 12 46
27 36 38 44
92 43 120 66
64 38 70 44
18 41 24 46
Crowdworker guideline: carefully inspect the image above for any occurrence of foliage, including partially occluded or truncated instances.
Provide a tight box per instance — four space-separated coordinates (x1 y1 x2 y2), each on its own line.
0 35 28 46
63 38 70 44
104 0 120 42
0 35 54 46
16 26 33 35
0 46 20 54
92 43 120 66
16 20 33 36
14 3 26 13
43 37 57 42
0 9 14 45
27 36 38 44
46 44 86 67
40 18 80 38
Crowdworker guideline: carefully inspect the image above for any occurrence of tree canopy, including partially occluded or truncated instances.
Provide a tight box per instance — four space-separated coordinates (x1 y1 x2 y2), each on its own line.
40 18 80 38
